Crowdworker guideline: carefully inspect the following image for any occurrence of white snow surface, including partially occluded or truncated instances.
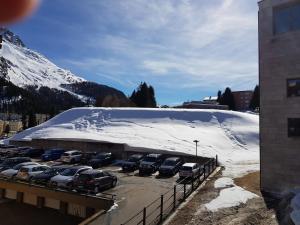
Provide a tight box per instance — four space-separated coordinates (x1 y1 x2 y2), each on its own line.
214 177 235 189
205 185 258 212
10 107 259 176
1 35 85 89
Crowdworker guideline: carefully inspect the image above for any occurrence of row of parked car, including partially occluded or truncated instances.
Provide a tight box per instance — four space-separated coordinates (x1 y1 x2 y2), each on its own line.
0 145 118 194
122 153 203 179
0 145 115 169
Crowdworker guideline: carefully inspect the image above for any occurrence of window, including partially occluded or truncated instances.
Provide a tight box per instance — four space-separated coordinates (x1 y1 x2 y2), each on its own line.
274 3 300 34
287 78 300 97
288 118 300 137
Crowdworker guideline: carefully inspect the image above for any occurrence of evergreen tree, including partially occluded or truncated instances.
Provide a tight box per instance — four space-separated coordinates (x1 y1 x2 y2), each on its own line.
219 87 236 110
217 90 222 103
21 113 27 130
249 85 260 110
130 82 157 107
4 124 10 134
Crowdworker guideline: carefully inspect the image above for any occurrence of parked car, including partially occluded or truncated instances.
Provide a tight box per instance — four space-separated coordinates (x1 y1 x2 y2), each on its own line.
0 162 40 179
80 152 97 164
0 144 15 149
159 157 183 176
122 154 144 172
60 150 82 164
49 165 92 189
73 169 117 193
179 163 202 179
41 149 65 161
31 165 72 185
18 148 44 158
15 164 50 181
0 157 31 172
139 154 164 175
87 152 115 168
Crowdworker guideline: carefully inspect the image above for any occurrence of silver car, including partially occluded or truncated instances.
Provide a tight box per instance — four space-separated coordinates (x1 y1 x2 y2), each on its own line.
49 165 92 189
0 162 39 179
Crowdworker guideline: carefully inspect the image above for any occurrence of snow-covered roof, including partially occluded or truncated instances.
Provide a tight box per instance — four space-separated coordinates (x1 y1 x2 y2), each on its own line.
203 96 218 101
10 108 259 177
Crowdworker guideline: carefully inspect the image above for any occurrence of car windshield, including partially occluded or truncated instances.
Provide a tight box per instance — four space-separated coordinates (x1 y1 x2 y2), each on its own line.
162 160 177 166
13 164 30 170
143 156 157 162
43 168 57 174
61 168 78 176
95 154 107 159
181 166 193 171
19 167 29 173
128 156 140 162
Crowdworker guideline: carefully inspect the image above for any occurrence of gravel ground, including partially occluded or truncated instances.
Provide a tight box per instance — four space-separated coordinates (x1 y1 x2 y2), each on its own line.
165 169 279 225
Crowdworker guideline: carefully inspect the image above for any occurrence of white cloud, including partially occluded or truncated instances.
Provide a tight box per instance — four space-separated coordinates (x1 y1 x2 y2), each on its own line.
63 0 258 95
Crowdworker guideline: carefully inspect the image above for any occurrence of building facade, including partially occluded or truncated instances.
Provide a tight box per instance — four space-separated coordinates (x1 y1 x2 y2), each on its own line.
259 0 300 194
232 91 253 111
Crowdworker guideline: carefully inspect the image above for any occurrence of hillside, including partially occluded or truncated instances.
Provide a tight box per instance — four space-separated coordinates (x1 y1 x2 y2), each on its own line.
0 28 131 111
10 108 259 175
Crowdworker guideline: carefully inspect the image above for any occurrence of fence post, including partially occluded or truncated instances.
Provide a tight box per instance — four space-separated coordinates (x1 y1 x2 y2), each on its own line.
143 207 146 225
173 185 176 211
160 195 164 222
192 178 194 191
215 155 218 167
184 183 186 200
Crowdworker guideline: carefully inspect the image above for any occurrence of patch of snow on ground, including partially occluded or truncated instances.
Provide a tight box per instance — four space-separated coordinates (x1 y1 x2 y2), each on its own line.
214 177 234 189
205 186 258 212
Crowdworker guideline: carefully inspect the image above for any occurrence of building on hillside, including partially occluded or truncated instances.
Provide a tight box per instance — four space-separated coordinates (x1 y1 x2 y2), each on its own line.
203 96 218 105
176 101 228 110
232 91 253 111
259 0 300 195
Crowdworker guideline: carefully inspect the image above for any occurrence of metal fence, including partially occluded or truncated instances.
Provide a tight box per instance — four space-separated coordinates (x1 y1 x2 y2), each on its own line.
120 156 218 225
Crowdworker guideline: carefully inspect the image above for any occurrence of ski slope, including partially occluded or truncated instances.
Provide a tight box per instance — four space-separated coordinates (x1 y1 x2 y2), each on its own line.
10 108 259 176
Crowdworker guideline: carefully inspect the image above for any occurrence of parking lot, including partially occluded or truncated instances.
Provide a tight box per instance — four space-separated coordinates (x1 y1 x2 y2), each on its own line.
0 145 212 225
95 166 178 225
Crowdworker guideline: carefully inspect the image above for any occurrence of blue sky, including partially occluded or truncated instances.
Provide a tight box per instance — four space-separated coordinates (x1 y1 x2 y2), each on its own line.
11 0 258 105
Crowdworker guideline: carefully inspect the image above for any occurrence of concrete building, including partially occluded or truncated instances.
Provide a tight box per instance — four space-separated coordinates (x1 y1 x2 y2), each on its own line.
232 91 253 111
259 0 300 195
176 101 228 110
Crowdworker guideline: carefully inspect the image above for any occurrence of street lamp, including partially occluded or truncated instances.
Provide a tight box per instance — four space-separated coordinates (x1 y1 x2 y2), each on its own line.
193 140 199 157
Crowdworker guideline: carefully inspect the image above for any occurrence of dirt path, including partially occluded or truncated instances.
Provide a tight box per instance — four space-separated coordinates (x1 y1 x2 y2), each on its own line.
165 170 279 225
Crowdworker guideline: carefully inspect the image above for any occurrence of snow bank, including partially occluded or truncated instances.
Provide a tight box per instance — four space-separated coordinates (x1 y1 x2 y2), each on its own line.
214 177 234 189
205 185 258 212
10 107 259 176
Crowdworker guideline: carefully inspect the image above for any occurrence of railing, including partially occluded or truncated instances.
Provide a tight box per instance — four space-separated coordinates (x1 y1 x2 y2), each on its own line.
120 156 218 225
0 176 116 201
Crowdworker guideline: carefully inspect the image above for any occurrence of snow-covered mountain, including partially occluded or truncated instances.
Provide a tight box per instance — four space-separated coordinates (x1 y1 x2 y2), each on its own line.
0 28 85 89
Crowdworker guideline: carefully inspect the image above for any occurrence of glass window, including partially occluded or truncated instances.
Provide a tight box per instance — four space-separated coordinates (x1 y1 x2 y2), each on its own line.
288 118 300 137
274 3 300 34
287 78 300 97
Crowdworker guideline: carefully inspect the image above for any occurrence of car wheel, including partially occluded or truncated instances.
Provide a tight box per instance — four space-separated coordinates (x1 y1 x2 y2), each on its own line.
94 186 99 194
111 180 117 188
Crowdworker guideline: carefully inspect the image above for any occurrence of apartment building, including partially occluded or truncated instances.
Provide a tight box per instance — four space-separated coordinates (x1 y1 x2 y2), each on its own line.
232 91 253 111
259 0 300 194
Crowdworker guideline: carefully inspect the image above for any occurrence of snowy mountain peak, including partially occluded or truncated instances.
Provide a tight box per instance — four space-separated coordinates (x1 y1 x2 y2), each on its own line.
0 29 85 89
0 28 25 48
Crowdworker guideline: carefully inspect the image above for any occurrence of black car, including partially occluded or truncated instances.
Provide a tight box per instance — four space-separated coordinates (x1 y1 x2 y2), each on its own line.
6 147 31 158
159 157 183 176
0 144 15 149
80 152 97 164
18 148 44 158
0 157 31 172
139 154 164 175
31 165 71 185
122 154 144 172
73 169 117 193
87 152 115 168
